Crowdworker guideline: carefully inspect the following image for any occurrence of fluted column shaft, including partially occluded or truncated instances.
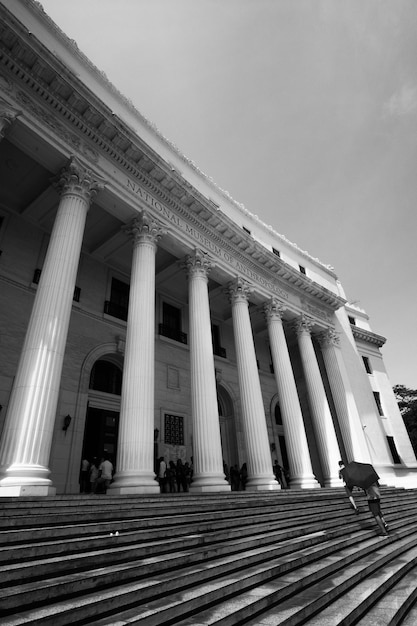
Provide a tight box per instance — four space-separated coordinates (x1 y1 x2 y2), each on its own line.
295 317 341 487
318 329 371 463
0 158 103 496
184 250 230 492
265 301 319 488
228 280 278 490
110 213 163 494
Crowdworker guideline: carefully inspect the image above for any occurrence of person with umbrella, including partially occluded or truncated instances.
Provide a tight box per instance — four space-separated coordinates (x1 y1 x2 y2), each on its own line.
340 461 389 535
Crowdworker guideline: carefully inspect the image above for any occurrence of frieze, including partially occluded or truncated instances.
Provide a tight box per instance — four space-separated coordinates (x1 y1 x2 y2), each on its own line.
126 178 290 300
301 301 333 323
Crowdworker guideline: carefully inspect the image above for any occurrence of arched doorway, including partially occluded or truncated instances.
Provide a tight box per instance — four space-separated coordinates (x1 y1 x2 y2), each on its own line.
82 357 123 467
217 384 238 470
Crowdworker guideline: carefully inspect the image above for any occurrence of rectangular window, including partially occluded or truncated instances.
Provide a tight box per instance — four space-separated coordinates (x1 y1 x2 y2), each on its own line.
242 226 251 235
164 413 184 446
299 265 306 275
373 391 384 416
362 356 372 374
33 268 81 302
159 302 187 344
348 316 356 325
212 324 226 358
272 247 280 258
104 277 129 320
386 436 401 464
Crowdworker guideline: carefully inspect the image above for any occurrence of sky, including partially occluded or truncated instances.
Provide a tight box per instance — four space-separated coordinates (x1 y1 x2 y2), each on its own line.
38 0 417 389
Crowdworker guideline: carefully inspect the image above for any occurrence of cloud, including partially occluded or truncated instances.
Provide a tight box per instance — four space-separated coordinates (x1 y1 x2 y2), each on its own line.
383 83 417 117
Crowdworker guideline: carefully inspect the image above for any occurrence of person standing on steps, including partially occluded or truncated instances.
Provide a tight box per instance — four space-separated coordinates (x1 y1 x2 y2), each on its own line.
338 460 360 514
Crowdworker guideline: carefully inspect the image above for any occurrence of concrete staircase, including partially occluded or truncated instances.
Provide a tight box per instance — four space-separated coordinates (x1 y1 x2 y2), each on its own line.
1 487 417 625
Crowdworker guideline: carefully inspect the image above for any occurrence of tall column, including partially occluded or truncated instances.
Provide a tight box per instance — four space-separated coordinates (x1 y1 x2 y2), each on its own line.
264 300 319 488
0 157 103 496
109 212 163 494
294 316 341 487
227 279 278 491
184 250 230 492
317 329 371 463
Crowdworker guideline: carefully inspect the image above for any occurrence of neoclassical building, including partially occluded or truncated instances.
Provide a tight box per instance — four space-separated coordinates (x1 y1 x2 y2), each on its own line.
0 0 415 496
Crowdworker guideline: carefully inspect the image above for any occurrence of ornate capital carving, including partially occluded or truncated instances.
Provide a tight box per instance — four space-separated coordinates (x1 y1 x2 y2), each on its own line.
182 248 212 280
293 315 314 337
123 211 165 246
263 298 286 324
226 277 253 305
0 103 21 139
317 328 340 349
53 157 105 203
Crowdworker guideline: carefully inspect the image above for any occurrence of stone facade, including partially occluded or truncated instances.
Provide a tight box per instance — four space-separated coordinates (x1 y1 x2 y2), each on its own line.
0 0 415 496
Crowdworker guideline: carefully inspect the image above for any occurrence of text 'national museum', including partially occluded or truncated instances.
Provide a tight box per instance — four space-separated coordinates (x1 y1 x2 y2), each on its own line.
0 0 415 497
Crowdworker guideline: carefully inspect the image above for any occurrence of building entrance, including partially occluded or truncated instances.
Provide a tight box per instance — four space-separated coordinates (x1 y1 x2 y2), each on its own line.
82 407 120 466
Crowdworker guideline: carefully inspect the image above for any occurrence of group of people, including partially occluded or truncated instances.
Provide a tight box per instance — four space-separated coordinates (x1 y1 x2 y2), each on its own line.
79 455 114 494
157 457 193 493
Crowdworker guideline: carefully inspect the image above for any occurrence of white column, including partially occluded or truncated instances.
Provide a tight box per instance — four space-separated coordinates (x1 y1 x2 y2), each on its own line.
227 279 278 491
0 158 103 496
294 317 342 487
109 212 163 494
184 250 230 492
264 300 319 488
317 329 371 463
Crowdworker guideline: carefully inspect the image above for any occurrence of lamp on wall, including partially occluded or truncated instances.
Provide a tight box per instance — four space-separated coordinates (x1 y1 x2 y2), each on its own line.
63 414 72 433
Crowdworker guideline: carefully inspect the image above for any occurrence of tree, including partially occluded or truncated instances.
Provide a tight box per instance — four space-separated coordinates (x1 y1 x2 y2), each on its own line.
393 385 417 455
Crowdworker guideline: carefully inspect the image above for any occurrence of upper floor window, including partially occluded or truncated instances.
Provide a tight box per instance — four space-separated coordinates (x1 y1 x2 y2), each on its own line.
212 324 226 358
104 277 129 321
242 226 251 235
348 316 356 325
362 356 372 374
159 302 187 344
373 391 384 416
272 247 280 258
299 265 306 275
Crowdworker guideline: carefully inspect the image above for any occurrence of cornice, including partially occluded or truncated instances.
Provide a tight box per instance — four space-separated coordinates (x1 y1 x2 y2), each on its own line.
0 5 344 311
351 325 386 348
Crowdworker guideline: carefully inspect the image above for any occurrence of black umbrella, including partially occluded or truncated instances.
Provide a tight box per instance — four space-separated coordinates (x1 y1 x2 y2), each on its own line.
340 461 379 490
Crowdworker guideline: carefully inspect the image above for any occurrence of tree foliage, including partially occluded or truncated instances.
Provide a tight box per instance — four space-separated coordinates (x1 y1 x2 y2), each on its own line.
393 385 417 455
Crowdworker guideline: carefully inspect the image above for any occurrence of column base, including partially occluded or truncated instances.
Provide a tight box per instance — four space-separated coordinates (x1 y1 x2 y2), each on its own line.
324 477 344 488
0 484 56 497
108 470 160 495
190 483 231 493
245 476 281 491
289 476 321 489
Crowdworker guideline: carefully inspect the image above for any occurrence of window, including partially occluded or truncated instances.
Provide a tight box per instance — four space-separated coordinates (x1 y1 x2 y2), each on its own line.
275 403 282 426
272 247 280 258
362 356 372 374
104 277 129 321
242 226 251 235
89 360 122 395
159 302 187 344
164 413 184 445
299 265 306 275
212 324 226 358
348 316 356 325
386 436 401 464
373 391 384 416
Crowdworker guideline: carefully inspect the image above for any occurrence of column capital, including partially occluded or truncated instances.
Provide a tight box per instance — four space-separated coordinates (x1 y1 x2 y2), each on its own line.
264 298 286 323
226 277 253 305
52 157 106 203
317 327 340 349
0 103 21 139
293 314 314 337
182 248 212 280
123 211 165 246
